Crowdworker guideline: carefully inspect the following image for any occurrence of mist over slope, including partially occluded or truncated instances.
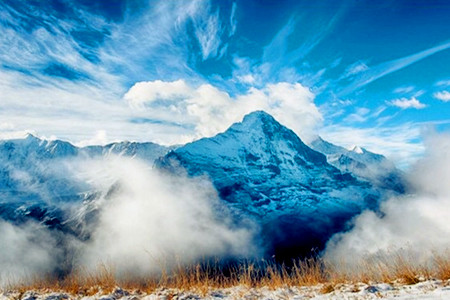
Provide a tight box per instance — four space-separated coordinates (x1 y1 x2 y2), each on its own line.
0 111 407 283
325 131 450 267
0 156 258 283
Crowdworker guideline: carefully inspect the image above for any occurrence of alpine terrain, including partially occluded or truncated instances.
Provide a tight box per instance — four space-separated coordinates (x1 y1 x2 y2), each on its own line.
0 111 404 263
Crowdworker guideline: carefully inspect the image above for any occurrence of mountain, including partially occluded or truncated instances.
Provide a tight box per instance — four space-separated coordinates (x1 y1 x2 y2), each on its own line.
310 136 405 192
158 111 367 213
83 141 173 163
0 134 81 203
156 111 385 258
0 134 171 234
0 111 403 261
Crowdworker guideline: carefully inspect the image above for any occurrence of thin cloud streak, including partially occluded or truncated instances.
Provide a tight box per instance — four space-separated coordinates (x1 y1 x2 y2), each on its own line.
338 40 450 96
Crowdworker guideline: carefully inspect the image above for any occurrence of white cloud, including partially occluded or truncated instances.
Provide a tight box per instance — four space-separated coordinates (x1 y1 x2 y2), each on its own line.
76 130 109 147
238 74 256 84
124 80 322 142
78 157 257 276
124 80 193 108
0 70 195 146
0 130 33 141
0 122 15 131
389 97 426 109
0 156 258 283
433 90 450 102
193 10 223 60
0 220 63 284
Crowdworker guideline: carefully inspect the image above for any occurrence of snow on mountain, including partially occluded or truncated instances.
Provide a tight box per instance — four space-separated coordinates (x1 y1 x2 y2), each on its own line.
82 141 174 163
0 111 404 260
0 134 171 234
158 111 368 212
310 136 405 192
156 111 384 258
350 145 364 154
0 134 81 203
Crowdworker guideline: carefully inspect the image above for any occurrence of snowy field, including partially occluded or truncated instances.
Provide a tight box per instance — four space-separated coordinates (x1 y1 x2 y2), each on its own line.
2 280 449 300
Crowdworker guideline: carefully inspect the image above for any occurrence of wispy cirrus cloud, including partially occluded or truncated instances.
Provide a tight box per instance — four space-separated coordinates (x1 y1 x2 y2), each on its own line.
229 2 237 37
338 40 450 96
0 1 118 88
190 1 227 60
342 61 369 78
344 107 370 123
393 86 415 94
0 0 238 90
0 0 448 170
232 6 346 88
99 0 213 82
0 0 240 145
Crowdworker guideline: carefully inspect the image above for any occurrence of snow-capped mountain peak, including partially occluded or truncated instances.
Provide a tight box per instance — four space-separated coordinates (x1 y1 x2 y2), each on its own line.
157 111 371 213
350 145 364 154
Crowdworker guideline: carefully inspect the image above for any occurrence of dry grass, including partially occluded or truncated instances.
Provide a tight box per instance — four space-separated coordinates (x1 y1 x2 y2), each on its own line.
434 253 450 281
320 284 335 294
3 252 449 296
326 251 450 285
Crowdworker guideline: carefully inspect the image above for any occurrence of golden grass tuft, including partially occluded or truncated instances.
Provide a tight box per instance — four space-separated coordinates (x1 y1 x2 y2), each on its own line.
320 283 335 294
434 253 450 281
3 251 449 296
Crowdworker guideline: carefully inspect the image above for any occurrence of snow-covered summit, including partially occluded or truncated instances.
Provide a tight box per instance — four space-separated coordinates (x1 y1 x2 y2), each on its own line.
311 136 404 192
350 145 364 154
158 111 353 205
157 111 382 257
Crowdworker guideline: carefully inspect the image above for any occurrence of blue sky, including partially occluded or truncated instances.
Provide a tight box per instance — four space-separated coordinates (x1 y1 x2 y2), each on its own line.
1 0 449 167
